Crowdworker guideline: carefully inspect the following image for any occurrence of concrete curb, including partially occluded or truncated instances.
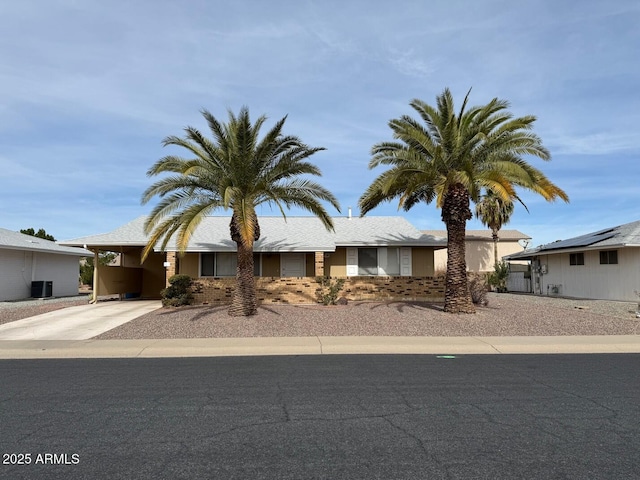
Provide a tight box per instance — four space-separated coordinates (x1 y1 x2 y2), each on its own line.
1 335 640 359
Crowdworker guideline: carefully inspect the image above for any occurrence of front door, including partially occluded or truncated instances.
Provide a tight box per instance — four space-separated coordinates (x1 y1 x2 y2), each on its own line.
281 253 306 277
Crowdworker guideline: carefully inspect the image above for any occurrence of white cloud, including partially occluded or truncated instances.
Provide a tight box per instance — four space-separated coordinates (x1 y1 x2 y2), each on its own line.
548 133 640 155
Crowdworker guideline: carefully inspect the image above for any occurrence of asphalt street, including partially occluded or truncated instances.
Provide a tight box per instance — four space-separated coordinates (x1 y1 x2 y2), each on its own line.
1 354 639 479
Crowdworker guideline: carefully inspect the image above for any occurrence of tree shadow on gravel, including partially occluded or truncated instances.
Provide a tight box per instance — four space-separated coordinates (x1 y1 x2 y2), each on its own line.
153 305 228 323
189 304 287 321
369 301 445 313
256 305 283 316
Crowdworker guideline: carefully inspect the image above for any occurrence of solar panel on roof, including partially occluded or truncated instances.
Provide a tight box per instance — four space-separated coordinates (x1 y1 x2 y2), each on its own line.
540 228 617 251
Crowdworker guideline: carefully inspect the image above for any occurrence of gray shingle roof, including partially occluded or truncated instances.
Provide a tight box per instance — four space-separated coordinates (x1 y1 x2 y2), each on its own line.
422 229 531 240
0 228 92 256
334 217 445 246
60 216 447 252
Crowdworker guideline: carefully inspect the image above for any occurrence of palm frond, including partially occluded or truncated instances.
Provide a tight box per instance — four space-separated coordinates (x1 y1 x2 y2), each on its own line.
361 87 568 217
142 106 338 260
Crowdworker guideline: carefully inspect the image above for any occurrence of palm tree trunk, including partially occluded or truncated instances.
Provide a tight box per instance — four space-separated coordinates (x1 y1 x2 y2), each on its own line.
442 184 475 314
228 240 258 316
492 229 499 268
228 212 260 316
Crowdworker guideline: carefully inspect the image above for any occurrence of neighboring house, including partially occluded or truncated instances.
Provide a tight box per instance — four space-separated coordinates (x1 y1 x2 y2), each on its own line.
504 220 640 301
60 215 447 304
0 228 91 301
423 229 531 273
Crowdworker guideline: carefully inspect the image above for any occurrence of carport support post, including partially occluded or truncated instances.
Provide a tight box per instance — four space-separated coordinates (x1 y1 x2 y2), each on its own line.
91 249 99 304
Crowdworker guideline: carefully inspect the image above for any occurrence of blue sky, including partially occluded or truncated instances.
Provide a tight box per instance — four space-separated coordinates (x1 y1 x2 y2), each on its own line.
2 0 638 247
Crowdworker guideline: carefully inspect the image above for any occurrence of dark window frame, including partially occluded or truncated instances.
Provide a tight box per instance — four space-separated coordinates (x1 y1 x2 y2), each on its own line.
569 252 584 266
599 250 618 265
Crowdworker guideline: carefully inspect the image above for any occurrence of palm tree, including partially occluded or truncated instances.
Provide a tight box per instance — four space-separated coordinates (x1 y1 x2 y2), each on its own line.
475 189 515 267
359 88 568 313
141 107 340 316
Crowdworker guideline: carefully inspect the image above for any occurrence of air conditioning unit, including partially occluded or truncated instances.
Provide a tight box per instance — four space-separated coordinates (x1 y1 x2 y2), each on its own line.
31 281 53 298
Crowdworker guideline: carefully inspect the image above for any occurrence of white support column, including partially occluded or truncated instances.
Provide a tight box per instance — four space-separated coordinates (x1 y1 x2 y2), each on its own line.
91 250 99 303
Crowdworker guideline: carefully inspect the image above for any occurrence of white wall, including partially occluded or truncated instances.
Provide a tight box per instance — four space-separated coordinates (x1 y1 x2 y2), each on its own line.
537 248 640 301
0 250 34 301
35 252 81 297
0 249 81 301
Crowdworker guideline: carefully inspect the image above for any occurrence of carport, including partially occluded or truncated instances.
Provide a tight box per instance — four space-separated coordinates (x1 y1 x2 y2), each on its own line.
87 246 166 302
59 219 169 302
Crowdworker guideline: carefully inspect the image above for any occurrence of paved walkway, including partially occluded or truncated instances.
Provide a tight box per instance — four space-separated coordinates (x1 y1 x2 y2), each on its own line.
0 300 161 341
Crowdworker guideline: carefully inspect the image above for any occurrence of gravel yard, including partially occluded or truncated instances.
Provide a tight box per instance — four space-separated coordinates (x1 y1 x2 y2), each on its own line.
3 293 638 339
0 295 91 326
94 293 640 339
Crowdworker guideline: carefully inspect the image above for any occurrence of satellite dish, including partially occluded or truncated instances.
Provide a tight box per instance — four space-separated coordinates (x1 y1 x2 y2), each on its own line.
518 239 530 250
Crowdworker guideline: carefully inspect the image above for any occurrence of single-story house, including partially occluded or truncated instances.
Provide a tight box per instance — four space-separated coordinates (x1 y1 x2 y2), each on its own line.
423 229 531 273
60 215 448 304
0 228 91 301
503 220 640 301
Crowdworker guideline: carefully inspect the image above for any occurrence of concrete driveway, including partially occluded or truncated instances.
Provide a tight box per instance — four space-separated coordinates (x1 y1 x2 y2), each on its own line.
0 300 161 340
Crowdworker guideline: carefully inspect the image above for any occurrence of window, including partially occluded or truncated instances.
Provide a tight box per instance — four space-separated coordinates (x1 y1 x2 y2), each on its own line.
201 253 215 276
200 253 262 277
599 250 618 265
215 252 237 276
379 247 400 275
569 253 584 265
357 247 400 276
358 248 378 275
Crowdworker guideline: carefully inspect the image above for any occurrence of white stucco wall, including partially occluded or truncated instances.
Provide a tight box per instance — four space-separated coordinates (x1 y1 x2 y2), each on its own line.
34 252 82 297
0 250 34 301
536 247 640 301
0 249 81 301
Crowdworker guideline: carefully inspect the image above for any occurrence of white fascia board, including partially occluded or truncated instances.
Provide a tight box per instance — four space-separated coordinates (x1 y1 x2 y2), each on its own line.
336 242 444 248
60 241 148 248
173 245 336 253
0 245 92 256
255 246 335 252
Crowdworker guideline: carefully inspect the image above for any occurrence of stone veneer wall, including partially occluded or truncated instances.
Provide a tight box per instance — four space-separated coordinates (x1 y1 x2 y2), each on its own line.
165 252 177 287
190 276 446 305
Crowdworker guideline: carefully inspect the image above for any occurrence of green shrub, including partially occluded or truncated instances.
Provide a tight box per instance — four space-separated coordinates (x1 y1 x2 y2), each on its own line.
487 261 509 293
161 274 194 307
79 263 93 286
315 277 346 305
